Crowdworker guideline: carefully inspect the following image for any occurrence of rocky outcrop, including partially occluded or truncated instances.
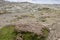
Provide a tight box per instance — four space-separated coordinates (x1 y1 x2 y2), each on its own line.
15 22 45 35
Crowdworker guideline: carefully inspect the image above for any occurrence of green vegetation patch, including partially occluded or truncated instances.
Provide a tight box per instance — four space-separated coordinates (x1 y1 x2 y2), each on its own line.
41 28 50 39
0 25 16 40
0 25 49 40
20 32 40 40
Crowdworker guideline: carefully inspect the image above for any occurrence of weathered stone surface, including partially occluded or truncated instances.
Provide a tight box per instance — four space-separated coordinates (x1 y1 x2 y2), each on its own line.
15 21 45 35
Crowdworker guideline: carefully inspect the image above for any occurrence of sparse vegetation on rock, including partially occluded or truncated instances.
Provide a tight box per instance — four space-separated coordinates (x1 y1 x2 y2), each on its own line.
16 27 49 40
0 24 49 40
0 1 60 40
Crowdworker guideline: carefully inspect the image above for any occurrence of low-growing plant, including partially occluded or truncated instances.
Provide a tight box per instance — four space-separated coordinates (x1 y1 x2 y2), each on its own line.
0 25 17 40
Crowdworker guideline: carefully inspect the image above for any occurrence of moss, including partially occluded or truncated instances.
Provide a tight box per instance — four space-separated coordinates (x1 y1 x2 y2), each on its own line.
0 25 17 40
20 32 40 40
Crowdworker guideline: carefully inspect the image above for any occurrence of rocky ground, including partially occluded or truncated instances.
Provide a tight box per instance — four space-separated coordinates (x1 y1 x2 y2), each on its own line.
0 0 60 40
